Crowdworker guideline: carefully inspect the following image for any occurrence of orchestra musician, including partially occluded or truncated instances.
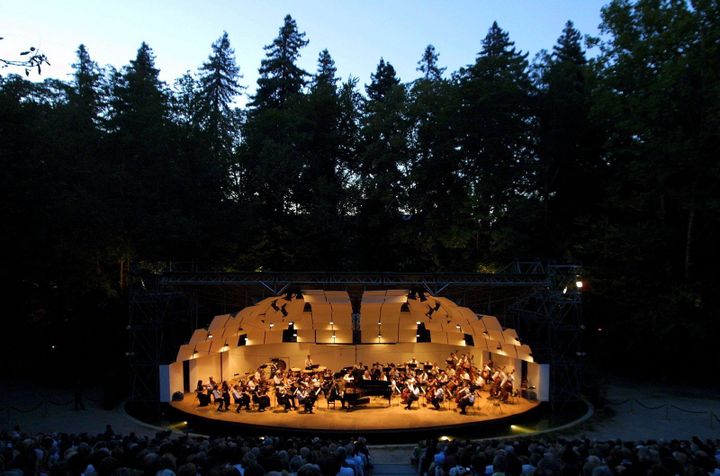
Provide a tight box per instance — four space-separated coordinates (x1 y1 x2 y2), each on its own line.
196 380 211 407
276 384 292 412
253 384 271 412
221 381 231 412
304 354 314 370
456 382 474 415
233 384 251 412
295 383 317 413
428 384 444 410
404 380 420 410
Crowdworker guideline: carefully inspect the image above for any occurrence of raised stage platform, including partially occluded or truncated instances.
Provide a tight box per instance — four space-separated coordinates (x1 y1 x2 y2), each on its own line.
169 389 541 437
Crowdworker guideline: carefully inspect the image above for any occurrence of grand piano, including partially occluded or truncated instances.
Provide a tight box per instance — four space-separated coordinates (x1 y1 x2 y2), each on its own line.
343 379 392 410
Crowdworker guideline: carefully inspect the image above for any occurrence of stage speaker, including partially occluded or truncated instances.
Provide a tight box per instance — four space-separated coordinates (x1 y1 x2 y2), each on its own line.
172 391 184 401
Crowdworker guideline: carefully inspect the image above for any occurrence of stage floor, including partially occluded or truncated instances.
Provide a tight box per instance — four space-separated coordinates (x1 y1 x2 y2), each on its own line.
170 391 540 432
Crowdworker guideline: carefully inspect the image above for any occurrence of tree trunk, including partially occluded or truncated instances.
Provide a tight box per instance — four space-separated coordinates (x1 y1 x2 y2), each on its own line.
684 201 695 283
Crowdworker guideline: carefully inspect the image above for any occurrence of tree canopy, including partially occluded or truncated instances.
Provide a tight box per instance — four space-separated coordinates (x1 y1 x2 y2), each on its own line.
2 5 719 381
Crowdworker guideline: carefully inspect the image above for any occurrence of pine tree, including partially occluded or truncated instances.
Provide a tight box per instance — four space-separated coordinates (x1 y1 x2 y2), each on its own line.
356 58 410 269
417 44 446 81
238 15 310 268
197 32 243 197
408 46 472 269
536 21 602 257
456 22 536 262
250 14 309 110
70 44 102 127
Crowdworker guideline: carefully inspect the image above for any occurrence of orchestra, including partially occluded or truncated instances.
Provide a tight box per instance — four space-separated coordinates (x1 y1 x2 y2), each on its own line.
193 352 523 416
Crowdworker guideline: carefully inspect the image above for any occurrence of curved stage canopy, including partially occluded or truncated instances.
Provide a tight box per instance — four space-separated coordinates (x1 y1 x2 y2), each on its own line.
160 289 549 434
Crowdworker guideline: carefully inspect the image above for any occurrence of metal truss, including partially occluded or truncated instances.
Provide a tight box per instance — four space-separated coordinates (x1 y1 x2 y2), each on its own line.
127 271 194 403
160 271 549 296
506 264 584 409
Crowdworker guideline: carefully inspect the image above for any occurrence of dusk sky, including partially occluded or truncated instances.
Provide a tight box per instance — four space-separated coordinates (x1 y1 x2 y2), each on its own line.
4 1 609 101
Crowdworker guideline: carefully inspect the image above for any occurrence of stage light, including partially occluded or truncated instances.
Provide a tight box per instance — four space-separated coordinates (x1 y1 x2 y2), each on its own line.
416 334 420 338
562 286 568 294
455 324 461 329
330 321 334 325
220 342 229 352
416 321 421 325
269 323 274 328
378 321 381 325
576 280 583 289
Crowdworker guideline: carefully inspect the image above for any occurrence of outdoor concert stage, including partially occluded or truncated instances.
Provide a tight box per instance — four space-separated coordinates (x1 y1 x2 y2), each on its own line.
169 390 542 436
161 289 550 438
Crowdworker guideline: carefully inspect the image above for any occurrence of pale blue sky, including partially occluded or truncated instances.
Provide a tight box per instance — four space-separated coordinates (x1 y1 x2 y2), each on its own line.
3 1 609 99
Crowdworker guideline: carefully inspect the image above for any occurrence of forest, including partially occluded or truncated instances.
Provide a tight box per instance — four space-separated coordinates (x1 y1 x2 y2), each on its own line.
1 0 718 386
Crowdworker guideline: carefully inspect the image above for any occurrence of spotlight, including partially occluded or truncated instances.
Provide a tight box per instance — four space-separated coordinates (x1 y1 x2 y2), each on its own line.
416 321 421 325
269 323 275 328
208 334 213 339
576 280 583 289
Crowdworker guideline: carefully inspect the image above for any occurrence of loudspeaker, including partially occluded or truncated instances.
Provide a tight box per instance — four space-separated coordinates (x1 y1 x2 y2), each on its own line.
172 391 184 401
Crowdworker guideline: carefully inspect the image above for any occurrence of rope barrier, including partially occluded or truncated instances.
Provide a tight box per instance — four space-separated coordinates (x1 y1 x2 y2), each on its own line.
633 399 668 411
669 404 709 415
46 399 75 406
7 401 45 413
605 398 632 406
605 397 720 427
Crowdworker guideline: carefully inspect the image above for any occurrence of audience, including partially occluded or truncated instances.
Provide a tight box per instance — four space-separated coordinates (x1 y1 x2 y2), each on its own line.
1 425 718 476
413 436 720 476
0 427 372 476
